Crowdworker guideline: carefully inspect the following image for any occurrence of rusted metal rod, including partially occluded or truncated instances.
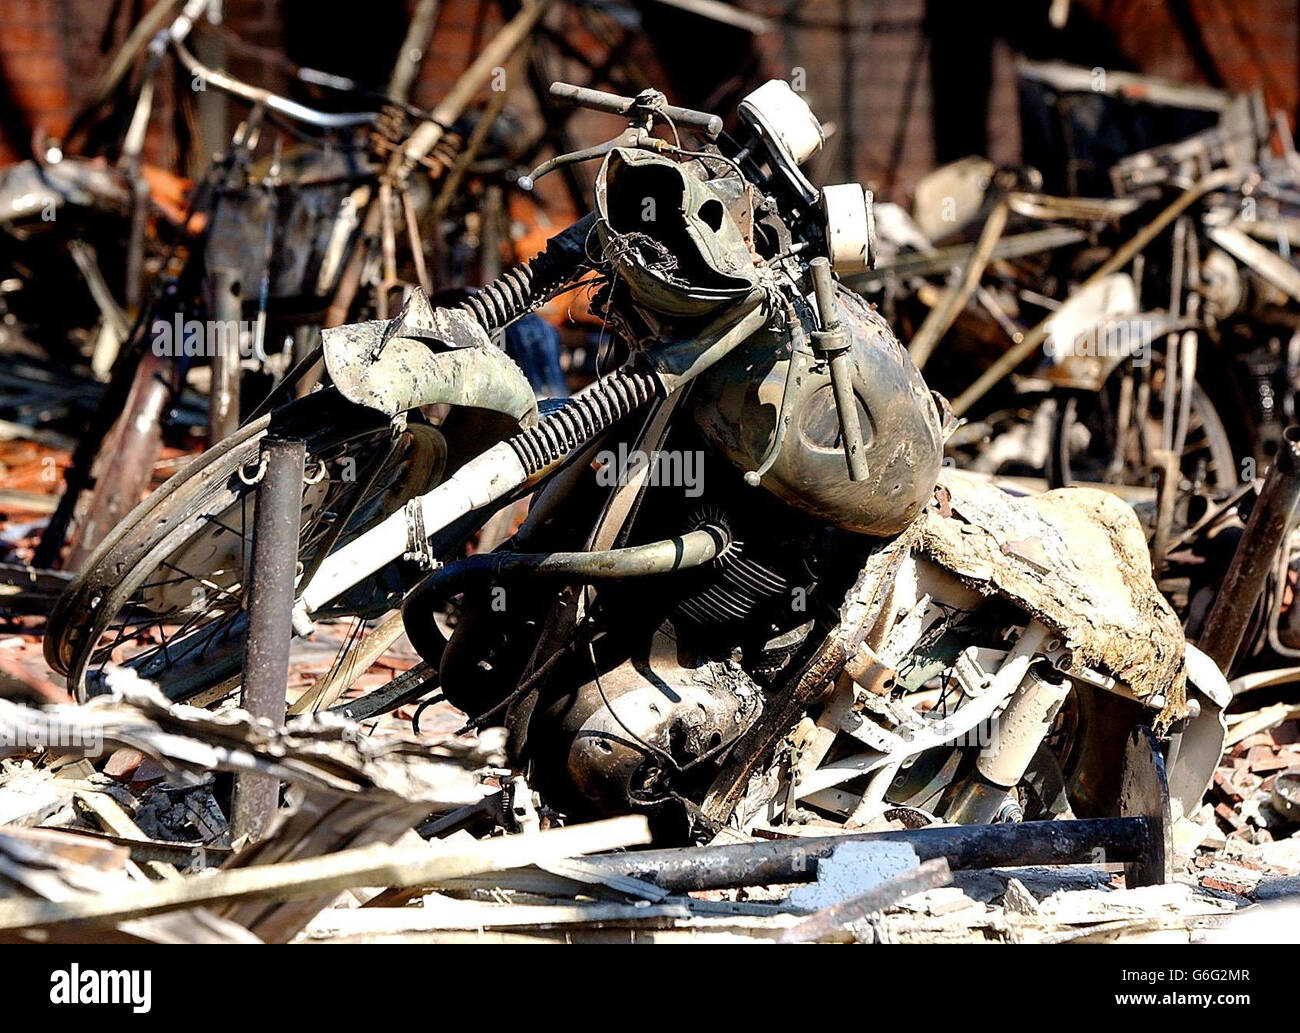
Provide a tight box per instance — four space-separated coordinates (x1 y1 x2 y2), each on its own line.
592 727 1171 890
1150 448 1180 574
387 0 441 104
231 435 306 842
809 257 868 482
396 0 549 179
908 200 1008 371
66 351 176 570
1200 425 1300 678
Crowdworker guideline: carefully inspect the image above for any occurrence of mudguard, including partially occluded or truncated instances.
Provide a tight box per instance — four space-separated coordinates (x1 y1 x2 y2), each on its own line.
915 470 1189 727
322 287 539 427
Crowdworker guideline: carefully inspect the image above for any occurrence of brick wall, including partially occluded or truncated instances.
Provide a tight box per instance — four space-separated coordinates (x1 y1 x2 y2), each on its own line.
1075 0 1298 117
0 0 75 155
745 0 989 197
742 0 1298 199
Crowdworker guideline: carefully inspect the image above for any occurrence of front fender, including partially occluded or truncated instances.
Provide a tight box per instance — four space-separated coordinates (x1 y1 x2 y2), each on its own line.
322 288 538 427
1031 312 1199 392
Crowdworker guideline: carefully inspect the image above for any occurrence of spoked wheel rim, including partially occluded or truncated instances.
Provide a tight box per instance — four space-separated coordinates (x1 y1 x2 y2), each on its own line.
51 395 446 702
1052 363 1236 504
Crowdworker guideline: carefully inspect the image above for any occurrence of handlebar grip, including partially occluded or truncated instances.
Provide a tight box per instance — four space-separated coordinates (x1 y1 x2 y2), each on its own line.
660 102 724 140
549 83 633 116
548 82 723 139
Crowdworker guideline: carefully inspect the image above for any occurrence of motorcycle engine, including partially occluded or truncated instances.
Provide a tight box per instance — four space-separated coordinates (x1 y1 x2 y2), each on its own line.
430 438 868 826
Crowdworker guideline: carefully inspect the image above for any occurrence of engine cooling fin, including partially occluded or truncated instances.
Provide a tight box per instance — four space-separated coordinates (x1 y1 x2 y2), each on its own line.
674 508 791 627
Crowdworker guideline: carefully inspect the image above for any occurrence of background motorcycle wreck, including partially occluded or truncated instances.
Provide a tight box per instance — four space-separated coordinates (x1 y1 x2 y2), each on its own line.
856 64 1300 700
43 77 1226 846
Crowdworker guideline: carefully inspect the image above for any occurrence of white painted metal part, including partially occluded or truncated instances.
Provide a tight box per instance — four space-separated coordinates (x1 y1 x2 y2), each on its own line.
821 183 875 273
738 79 824 166
296 440 528 619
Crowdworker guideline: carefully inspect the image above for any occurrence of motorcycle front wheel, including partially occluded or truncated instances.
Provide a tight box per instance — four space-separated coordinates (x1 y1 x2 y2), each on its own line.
45 389 446 703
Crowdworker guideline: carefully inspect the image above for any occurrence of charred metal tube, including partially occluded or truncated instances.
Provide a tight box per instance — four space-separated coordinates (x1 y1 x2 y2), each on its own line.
577 817 1159 891
679 726 1169 889
232 435 306 842
548 82 724 138
808 257 868 482
977 668 1071 787
403 522 731 665
172 41 376 128
1199 425 1300 678
414 524 730 595
946 665 1071 824
448 523 730 580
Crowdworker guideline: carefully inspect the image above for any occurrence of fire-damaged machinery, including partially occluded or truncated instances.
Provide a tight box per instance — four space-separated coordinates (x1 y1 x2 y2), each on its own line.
22 0 1300 956
43 77 1226 846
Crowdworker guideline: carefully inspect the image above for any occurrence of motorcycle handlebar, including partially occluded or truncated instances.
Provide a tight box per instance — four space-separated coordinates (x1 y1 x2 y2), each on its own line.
172 40 376 129
548 82 723 139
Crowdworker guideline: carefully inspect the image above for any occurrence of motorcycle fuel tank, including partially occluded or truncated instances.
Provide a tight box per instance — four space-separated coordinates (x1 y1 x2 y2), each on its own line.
691 284 943 536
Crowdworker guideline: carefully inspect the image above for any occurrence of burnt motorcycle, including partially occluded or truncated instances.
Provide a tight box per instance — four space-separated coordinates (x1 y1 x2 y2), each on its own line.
46 81 1228 839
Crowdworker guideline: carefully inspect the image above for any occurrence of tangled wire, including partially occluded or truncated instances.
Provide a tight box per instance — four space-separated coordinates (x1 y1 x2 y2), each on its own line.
599 229 688 286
